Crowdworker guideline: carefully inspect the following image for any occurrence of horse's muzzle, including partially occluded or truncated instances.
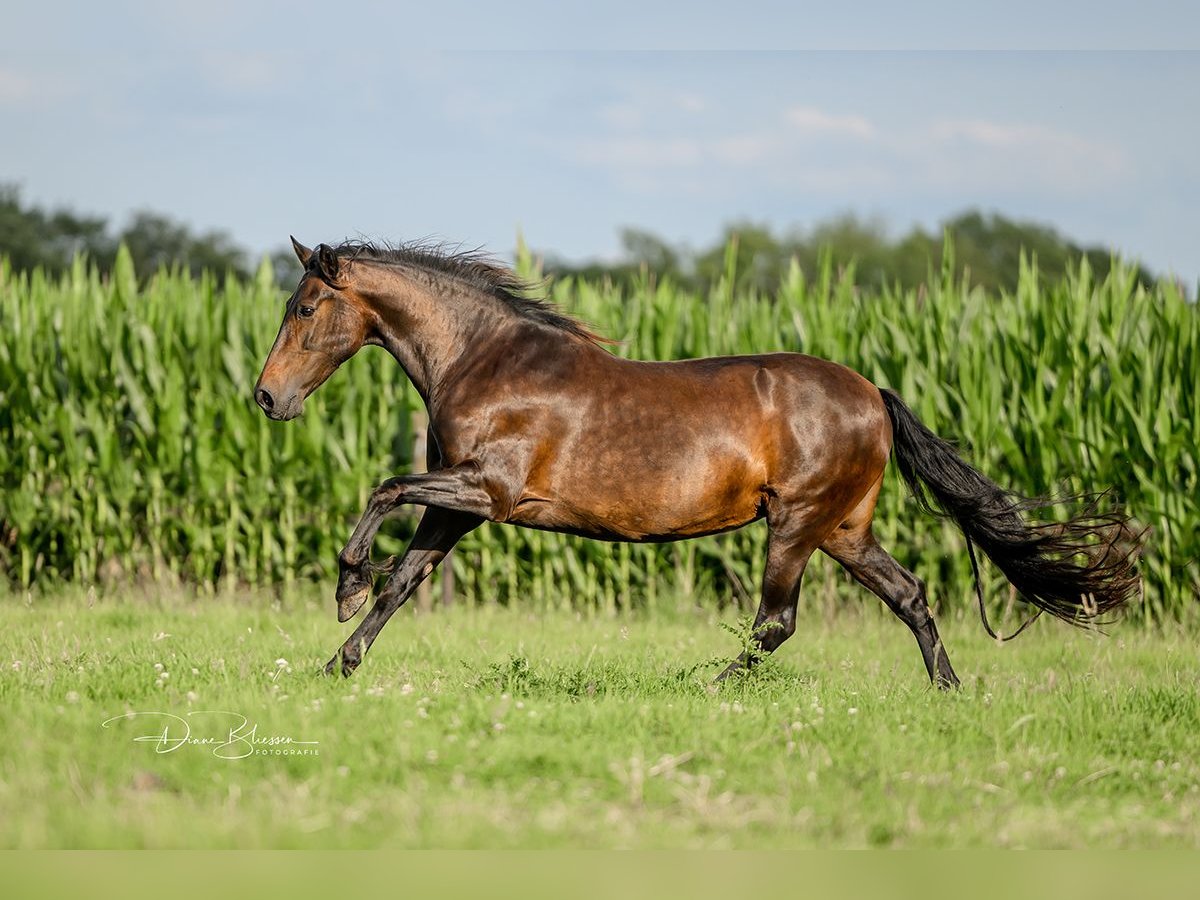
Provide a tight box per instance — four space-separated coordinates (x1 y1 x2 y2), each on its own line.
254 384 303 420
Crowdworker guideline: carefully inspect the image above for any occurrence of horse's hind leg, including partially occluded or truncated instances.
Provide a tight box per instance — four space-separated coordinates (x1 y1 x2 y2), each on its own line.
822 500 959 688
715 513 820 681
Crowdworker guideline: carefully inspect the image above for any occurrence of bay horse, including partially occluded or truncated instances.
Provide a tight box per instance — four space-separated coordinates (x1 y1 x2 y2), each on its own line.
254 238 1141 686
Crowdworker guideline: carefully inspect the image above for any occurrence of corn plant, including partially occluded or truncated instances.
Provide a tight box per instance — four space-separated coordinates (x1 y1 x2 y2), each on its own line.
1 242 1196 619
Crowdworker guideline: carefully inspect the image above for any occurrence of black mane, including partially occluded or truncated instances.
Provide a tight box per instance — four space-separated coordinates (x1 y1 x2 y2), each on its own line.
329 239 603 343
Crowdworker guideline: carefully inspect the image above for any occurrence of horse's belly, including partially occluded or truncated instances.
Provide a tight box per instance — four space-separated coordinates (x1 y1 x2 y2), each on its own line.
509 459 766 541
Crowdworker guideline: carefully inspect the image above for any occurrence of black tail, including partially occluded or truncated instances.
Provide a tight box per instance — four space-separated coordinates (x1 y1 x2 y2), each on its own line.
880 389 1142 635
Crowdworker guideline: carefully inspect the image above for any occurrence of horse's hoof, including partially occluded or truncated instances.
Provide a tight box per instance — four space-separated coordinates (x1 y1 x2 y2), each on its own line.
935 672 962 691
323 652 359 677
713 663 742 683
337 586 370 622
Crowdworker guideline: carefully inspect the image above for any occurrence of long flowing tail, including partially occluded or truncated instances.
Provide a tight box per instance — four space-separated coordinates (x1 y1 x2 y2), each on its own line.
880 388 1142 635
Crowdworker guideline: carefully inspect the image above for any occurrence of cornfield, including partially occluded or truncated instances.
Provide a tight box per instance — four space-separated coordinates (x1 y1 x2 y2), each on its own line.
1 242 1197 619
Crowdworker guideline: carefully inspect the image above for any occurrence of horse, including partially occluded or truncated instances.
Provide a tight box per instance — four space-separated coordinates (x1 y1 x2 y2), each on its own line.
254 237 1142 685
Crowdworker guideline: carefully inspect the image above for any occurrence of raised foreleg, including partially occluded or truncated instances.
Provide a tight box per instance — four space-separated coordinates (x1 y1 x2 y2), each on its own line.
325 463 494 677
325 506 482 676
335 463 494 620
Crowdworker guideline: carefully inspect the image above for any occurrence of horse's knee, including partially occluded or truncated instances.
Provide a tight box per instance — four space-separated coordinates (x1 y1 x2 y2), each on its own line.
372 477 405 506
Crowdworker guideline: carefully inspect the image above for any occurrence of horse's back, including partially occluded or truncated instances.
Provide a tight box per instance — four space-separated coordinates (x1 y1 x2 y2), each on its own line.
610 351 889 452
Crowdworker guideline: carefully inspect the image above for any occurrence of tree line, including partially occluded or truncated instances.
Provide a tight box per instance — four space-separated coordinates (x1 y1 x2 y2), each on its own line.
545 213 1159 295
0 183 1161 294
0 185 298 286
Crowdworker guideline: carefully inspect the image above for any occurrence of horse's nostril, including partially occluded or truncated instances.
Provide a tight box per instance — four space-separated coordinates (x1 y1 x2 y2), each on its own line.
256 388 275 411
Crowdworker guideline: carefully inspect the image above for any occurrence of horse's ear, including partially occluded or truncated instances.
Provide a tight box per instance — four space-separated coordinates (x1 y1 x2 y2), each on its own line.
316 243 340 282
290 236 313 266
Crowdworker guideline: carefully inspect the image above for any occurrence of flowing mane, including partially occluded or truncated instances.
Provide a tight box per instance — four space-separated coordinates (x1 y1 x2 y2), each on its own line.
329 239 606 344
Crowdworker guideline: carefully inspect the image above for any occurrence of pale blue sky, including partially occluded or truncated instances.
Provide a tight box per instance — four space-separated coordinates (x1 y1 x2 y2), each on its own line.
2 3 1198 284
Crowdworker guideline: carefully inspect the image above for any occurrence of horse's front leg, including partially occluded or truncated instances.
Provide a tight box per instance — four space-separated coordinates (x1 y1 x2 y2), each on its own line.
325 507 482 676
326 467 492 676
335 463 492 620
334 482 407 621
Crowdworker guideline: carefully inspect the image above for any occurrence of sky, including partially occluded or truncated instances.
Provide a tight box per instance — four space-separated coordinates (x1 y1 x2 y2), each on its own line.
2 3 1198 285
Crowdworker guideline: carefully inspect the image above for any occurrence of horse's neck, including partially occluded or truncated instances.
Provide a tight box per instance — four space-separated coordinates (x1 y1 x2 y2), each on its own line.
361 266 514 402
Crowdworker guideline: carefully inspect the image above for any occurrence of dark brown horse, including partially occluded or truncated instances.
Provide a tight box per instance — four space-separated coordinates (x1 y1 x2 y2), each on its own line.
254 238 1141 685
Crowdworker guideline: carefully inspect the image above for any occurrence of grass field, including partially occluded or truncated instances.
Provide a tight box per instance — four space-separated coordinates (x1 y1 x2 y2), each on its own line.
3 587 1198 849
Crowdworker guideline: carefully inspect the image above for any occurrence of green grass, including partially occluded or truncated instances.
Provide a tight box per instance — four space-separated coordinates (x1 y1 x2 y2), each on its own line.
3 588 1199 848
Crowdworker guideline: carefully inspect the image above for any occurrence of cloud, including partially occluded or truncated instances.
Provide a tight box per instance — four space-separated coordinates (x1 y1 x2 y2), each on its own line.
574 137 705 168
568 101 1129 200
928 118 1116 162
711 135 776 165
0 68 34 104
575 104 874 172
198 52 289 95
784 105 875 139
598 91 708 130
0 67 72 107
921 117 1129 189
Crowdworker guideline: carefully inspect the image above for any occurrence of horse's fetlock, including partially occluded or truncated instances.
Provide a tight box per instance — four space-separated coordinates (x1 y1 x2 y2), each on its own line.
894 595 929 628
896 577 930 618
754 614 795 653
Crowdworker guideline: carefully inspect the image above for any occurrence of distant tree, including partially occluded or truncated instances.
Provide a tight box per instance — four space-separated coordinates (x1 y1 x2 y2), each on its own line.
695 222 792 292
0 185 111 273
543 208 1162 297
269 246 304 289
619 227 683 278
0 184 249 283
0 184 1163 297
116 211 247 281
807 215 895 288
889 227 940 289
944 210 1155 293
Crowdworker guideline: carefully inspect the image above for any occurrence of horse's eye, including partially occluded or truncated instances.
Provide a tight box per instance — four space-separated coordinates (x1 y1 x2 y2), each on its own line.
298 305 316 319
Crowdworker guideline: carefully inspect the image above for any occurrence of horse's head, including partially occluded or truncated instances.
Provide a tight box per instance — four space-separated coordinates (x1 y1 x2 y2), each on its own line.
254 238 374 420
